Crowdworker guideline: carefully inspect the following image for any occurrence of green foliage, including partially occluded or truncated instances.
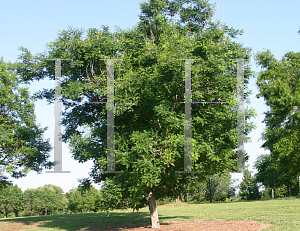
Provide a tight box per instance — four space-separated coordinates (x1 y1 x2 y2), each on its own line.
0 184 25 218
183 171 237 203
0 57 54 179
15 0 256 217
42 184 68 215
261 187 272 200
66 184 101 214
23 185 66 216
276 186 288 198
239 169 260 201
254 49 300 188
254 153 276 189
208 173 237 203
24 188 46 216
188 179 207 203
0 175 13 188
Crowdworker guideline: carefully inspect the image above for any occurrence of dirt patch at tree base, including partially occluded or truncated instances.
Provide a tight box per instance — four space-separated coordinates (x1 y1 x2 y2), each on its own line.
97 220 272 231
0 221 43 231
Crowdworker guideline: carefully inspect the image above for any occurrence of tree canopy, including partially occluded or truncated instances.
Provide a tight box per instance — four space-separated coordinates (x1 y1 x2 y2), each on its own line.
0 57 54 180
15 0 257 228
254 48 300 190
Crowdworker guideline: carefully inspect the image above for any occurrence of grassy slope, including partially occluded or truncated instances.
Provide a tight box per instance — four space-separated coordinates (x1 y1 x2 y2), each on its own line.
0 197 299 230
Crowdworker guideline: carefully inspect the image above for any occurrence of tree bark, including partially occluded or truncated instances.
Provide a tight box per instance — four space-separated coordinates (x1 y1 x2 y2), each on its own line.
149 191 160 229
184 193 187 202
273 171 276 198
45 208 47 216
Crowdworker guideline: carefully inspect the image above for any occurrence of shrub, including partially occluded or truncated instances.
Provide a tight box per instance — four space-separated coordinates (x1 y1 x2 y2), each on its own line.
276 187 288 198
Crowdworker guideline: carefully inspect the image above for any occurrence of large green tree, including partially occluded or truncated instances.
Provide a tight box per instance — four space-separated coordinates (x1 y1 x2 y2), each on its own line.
0 57 54 180
16 0 256 228
254 47 300 196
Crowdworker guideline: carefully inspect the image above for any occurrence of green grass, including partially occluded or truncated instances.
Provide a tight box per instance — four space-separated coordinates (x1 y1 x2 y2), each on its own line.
1 197 300 230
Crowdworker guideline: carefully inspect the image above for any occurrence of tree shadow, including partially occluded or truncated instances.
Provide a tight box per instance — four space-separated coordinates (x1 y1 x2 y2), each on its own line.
0 211 192 231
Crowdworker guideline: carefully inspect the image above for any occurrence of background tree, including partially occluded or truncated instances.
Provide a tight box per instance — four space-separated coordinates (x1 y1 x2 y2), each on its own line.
185 171 236 203
0 57 54 180
0 184 13 218
9 184 25 217
23 187 59 216
66 188 82 214
186 177 207 203
206 171 237 203
66 184 100 213
0 175 12 189
0 184 25 218
24 188 44 216
205 175 219 203
41 184 67 215
15 0 257 228
79 185 100 213
239 168 260 201
254 153 299 198
254 48 300 198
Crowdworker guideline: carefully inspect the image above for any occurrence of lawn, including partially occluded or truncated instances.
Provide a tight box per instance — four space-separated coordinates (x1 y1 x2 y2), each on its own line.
0 197 299 230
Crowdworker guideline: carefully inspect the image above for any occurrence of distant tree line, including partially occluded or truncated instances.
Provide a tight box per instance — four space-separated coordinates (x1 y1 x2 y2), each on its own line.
0 181 102 218
0 171 239 219
2 166 299 219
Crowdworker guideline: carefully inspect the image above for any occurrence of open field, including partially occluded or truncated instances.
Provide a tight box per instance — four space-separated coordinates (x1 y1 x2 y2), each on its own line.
0 197 299 230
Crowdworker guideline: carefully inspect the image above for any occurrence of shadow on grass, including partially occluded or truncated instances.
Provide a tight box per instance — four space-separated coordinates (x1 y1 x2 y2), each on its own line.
0 210 192 231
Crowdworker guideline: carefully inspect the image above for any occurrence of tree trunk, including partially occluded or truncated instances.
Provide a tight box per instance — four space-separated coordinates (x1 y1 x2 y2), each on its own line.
45 208 47 216
289 187 291 197
184 193 187 202
3 208 6 219
175 195 180 203
210 195 213 203
273 171 276 198
149 191 160 229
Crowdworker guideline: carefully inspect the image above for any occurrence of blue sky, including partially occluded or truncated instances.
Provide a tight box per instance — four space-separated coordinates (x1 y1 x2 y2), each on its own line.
1 0 299 194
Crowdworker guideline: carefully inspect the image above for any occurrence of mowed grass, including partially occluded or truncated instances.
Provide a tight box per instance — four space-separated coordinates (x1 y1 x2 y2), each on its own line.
0 197 299 230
